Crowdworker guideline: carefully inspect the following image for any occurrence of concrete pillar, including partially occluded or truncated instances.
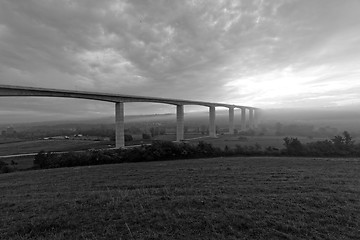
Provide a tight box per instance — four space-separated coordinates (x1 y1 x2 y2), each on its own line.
228 107 235 134
240 107 246 131
209 106 216 137
176 105 184 141
249 108 254 129
115 102 125 148
254 109 260 128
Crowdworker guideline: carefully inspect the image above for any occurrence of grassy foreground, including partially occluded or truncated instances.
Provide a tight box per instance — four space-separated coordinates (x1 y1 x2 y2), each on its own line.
1 157 360 239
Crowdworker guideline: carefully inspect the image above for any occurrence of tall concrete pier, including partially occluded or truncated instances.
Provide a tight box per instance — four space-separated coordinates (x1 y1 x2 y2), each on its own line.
228 107 235 134
115 102 125 148
240 107 246 131
209 106 216 137
254 109 260 128
249 108 255 129
176 105 184 141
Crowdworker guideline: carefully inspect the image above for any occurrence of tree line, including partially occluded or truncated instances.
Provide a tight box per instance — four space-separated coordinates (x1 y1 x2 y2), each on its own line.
29 131 360 170
1 131 358 173
282 131 359 156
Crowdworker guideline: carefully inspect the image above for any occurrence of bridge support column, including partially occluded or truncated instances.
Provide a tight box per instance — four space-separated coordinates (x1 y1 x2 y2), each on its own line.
240 107 246 131
254 109 259 128
115 102 125 148
176 105 184 141
228 107 234 134
249 108 254 129
209 106 216 137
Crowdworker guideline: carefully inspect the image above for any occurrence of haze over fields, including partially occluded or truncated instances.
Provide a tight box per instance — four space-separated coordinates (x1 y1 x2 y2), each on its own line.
1 108 359 136
1 0 360 123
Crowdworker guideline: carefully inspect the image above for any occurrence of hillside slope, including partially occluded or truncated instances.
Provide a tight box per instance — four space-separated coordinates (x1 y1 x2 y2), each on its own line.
1 157 360 239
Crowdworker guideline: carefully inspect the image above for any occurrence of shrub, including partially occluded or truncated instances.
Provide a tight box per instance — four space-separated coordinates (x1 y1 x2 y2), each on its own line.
0 160 6 168
142 133 151 140
196 141 221 157
124 134 133 142
283 137 304 155
0 160 16 174
34 150 49 168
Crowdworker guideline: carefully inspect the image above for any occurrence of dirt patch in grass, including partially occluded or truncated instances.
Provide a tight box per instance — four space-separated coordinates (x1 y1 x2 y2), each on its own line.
1 157 360 239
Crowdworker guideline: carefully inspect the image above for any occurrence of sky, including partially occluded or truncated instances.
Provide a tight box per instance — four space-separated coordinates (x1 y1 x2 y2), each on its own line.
1 0 360 123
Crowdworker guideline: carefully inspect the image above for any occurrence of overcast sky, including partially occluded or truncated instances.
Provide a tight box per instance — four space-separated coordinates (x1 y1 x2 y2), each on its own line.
1 0 360 122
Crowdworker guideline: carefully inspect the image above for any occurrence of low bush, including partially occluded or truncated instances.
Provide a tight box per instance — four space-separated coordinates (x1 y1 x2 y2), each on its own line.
0 160 16 174
33 141 234 169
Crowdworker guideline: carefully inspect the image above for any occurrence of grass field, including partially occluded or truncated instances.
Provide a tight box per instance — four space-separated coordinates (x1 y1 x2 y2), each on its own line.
1 157 360 239
0 139 113 156
0 140 114 170
1 156 35 170
0 134 205 157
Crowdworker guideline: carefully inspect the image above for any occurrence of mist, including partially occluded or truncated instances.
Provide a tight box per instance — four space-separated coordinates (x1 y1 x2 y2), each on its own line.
260 107 360 132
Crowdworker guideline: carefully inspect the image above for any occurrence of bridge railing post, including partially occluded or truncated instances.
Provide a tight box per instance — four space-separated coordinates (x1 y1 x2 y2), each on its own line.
115 102 125 148
176 105 184 141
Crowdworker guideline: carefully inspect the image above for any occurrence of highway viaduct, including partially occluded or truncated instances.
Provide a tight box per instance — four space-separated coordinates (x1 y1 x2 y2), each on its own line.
0 85 260 148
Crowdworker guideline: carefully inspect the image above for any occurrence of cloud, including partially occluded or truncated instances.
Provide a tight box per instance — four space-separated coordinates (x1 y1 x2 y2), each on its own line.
0 0 360 122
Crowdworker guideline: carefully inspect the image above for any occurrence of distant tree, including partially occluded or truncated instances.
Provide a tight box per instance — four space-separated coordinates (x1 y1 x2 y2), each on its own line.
330 131 355 155
306 140 335 156
0 160 7 168
331 131 353 147
34 150 49 168
255 143 262 151
150 127 155 137
331 135 344 148
343 131 354 146
124 134 133 142
283 137 304 155
142 133 151 140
